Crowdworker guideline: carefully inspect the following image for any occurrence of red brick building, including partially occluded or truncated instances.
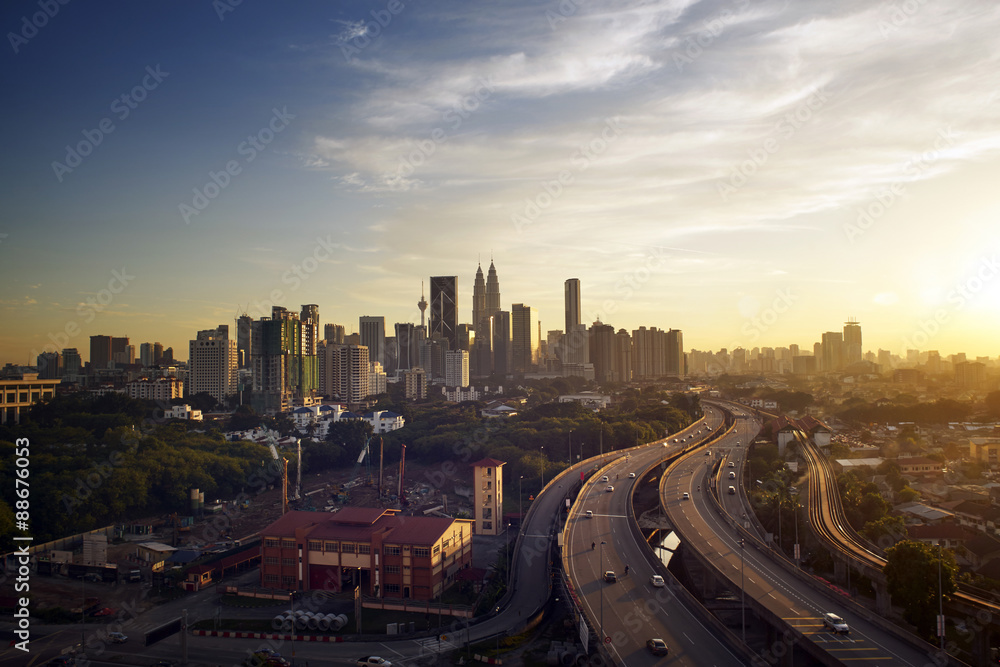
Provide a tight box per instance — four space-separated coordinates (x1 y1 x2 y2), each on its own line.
259 507 473 600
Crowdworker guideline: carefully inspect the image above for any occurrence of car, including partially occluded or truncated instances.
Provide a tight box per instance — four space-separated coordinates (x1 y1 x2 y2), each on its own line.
728 461 735 468
357 658 392 667
604 570 617 583
107 631 128 644
585 510 594 518
705 450 711 456
646 638 669 656
728 471 736 479
600 475 609 482
650 575 665 588
90 607 115 617
605 485 614 492
823 612 849 634
682 492 690 500
627 472 636 478
672 438 678 442
728 485 736 495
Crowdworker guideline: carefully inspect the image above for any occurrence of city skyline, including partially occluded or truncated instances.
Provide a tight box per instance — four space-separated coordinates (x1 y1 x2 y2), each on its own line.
3 2 1000 363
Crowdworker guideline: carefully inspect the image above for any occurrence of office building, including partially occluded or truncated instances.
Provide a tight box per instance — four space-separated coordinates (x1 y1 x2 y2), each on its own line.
237 315 253 368
324 323 345 344
90 335 112 371
1 370 59 425
666 329 684 378
62 348 81 376
111 337 131 365
430 276 458 351
511 304 539 374
821 332 844 373
589 322 618 383
318 341 370 405
359 316 386 367
36 351 62 379
189 326 238 405
139 342 154 368
404 367 427 400
251 307 318 413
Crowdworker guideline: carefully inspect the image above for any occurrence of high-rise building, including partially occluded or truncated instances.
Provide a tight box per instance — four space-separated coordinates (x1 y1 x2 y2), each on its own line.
251 306 318 413
666 329 684 378
395 322 420 371
36 351 62 379
359 316 386 367
139 342 154 367
511 304 539 374
188 326 238 405
111 337 131 365
565 278 581 335
589 322 618 383
90 335 112 371
485 260 500 316
62 348 81 376
237 315 253 368
445 350 470 388
615 329 632 382
821 332 843 372
843 319 863 366
324 323 345 344
418 282 428 331
472 264 487 330
318 341 370 404
955 361 986 389
430 276 458 351
632 327 666 378
403 367 427 400
492 311 511 376
153 342 164 365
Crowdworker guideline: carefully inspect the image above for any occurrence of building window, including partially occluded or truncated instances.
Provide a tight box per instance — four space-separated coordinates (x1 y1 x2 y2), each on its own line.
342 543 355 554
308 540 322 551
282 558 295 567
281 576 295 588
385 546 401 556
264 574 279 584
442 539 450 549
486 467 492 476
281 539 295 549
385 583 400 594
386 565 400 574
482 508 492 519
264 557 279 566
433 545 440 555
325 541 338 552
265 538 279 548
414 547 430 557
484 521 492 530
358 544 371 554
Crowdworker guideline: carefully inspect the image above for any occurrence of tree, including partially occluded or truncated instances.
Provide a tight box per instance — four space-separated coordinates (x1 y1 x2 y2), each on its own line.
861 515 906 549
228 405 261 432
883 540 957 638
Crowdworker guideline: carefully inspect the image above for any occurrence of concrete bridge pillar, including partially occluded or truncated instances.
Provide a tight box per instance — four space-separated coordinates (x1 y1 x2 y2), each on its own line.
873 581 891 617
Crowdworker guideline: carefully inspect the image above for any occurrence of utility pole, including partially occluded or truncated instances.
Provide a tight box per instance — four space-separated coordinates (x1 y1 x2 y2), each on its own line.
540 446 545 488
600 540 607 647
739 538 745 644
938 542 945 651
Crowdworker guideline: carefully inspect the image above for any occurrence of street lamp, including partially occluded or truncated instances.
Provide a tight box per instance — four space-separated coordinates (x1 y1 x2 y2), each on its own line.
569 429 573 465
540 447 545 488
790 487 800 567
938 542 945 650
519 475 524 534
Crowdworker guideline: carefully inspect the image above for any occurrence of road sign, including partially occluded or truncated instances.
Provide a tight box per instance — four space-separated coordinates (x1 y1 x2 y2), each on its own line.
605 636 611 644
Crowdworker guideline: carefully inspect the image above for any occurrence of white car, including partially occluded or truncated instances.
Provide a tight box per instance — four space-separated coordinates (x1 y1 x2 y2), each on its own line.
682 492 690 500
627 472 636 479
823 612 849 634
601 475 609 483
650 574 665 588
585 510 594 518
357 658 392 667
605 485 614 492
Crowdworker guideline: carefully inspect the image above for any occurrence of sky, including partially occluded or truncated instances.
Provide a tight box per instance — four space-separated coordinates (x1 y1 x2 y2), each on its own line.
3 0 1000 365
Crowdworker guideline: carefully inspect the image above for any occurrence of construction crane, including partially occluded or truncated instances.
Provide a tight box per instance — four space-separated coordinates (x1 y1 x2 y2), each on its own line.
398 443 407 507
345 436 374 501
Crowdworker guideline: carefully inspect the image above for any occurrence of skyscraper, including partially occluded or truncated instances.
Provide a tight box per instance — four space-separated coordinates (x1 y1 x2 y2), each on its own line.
140 342 154 368
62 348 81 376
485 260 501 316
492 311 511 376
90 335 112 371
821 331 844 372
472 263 487 328
188 326 238 405
843 319 862 366
395 322 418 371
111 336 131 365
445 349 470 388
511 304 539 374
564 278 581 334
251 306 318 413
589 322 617 383
430 276 458 351
237 314 253 368
666 329 684 377
359 316 386 367
324 323 345 344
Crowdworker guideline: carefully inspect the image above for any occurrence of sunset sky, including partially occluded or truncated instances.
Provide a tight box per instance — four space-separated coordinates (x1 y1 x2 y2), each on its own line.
3 0 1000 364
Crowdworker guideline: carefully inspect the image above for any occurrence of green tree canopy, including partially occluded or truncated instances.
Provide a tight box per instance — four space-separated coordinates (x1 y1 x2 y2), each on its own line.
883 540 957 638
